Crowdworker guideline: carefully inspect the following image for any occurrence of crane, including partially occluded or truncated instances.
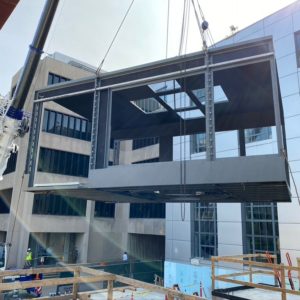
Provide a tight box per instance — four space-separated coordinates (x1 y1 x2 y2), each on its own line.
0 0 59 180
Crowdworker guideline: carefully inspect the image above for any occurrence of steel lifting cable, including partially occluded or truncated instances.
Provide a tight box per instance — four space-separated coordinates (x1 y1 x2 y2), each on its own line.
166 0 170 59
96 0 135 75
195 0 215 47
178 0 191 221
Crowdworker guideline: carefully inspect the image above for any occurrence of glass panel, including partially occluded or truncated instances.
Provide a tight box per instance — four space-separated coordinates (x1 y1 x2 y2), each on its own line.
131 98 167 114
81 119 87 140
75 118 81 139
192 85 229 104
149 80 180 93
62 114 69 136
245 127 272 143
160 92 195 110
47 111 56 133
68 116 75 137
177 109 204 119
48 73 54 85
55 113 62 135
53 75 60 84
190 133 206 154
42 110 49 131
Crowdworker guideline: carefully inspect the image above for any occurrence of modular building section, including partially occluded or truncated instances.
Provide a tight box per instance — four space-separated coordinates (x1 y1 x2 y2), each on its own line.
27 37 290 203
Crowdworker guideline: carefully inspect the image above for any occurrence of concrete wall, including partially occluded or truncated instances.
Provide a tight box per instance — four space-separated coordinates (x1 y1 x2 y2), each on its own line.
0 55 94 268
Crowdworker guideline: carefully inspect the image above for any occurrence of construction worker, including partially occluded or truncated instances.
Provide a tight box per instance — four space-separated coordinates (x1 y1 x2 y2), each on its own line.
24 248 33 268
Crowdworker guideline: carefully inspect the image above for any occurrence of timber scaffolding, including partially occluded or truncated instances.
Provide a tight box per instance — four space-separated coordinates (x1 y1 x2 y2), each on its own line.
211 253 300 300
0 266 206 300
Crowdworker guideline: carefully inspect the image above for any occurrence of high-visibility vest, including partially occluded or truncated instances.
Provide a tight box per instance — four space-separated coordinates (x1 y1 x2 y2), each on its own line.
25 252 32 262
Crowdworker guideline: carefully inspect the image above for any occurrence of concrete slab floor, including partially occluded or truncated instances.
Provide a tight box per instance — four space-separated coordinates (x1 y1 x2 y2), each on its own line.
90 288 168 300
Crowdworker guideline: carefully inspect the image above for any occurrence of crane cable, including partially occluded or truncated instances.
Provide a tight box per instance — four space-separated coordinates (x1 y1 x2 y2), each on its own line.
178 0 191 221
96 0 135 75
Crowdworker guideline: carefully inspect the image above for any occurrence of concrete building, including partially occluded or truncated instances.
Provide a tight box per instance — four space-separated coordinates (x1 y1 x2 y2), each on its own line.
166 0 300 266
1 51 166 269
3 3 300 286
0 53 95 268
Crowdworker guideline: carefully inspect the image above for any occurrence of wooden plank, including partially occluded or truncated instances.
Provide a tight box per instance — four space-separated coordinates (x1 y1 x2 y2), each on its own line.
214 276 300 296
73 269 80 300
280 264 286 300
0 275 115 292
39 295 72 300
216 256 300 272
0 266 77 277
114 275 206 300
107 280 113 300
79 266 114 278
216 270 259 279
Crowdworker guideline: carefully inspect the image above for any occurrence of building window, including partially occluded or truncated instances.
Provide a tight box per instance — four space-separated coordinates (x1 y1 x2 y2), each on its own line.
191 133 206 154
132 157 159 164
243 202 280 259
192 203 217 259
0 196 9 214
3 152 17 175
245 127 272 143
130 203 165 218
94 202 115 218
42 109 91 141
295 31 300 67
132 137 159 150
33 194 86 216
38 147 89 177
48 73 70 85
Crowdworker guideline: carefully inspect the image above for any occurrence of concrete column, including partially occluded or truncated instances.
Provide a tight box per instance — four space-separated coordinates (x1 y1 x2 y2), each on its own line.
159 136 173 162
79 200 94 263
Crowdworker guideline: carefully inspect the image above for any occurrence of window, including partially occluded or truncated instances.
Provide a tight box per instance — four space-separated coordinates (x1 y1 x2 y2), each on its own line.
192 203 217 259
0 196 9 214
33 194 86 216
191 133 206 154
243 202 280 259
245 127 272 143
94 202 115 218
38 147 89 177
48 73 70 85
132 137 159 150
130 203 165 218
132 158 159 164
42 109 91 141
295 31 300 67
3 152 17 175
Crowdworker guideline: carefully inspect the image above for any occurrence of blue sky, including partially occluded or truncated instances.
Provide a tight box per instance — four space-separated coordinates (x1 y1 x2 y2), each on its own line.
0 0 296 95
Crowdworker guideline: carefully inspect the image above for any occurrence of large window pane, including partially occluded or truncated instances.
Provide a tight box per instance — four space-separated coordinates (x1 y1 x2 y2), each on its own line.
33 194 86 216
37 147 89 177
192 203 217 259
